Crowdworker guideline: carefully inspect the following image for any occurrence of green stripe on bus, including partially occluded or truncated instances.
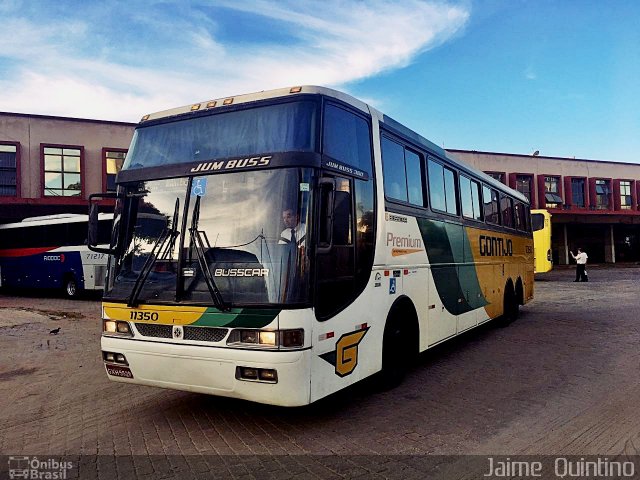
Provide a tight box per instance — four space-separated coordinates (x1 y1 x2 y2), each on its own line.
417 219 487 315
193 308 281 328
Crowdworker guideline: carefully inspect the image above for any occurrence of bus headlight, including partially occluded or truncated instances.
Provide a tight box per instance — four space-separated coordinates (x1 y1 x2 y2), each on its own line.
102 351 129 365
259 331 277 346
280 329 304 348
103 320 133 337
227 329 304 349
236 366 278 383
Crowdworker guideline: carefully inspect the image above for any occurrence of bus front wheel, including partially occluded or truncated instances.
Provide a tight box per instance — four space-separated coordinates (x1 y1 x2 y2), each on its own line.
377 304 418 390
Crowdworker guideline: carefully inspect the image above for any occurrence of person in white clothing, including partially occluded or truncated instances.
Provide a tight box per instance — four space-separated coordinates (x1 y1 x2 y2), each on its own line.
570 247 588 282
278 208 306 247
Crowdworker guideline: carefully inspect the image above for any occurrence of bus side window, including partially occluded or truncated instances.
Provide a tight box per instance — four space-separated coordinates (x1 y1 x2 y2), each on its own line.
381 135 425 208
514 202 526 230
483 185 500 225
333 190 352 245
531 213 545 231
428 158 458 215
443 167 458 215
501 195 514 228
428 159 446 212
460 175 482 221
405 149 424 206
381 136 407 202
323 103 372 174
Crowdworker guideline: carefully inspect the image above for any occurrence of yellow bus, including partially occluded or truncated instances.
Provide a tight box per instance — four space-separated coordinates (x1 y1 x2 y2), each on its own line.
531 209 552 273
89 86 534 406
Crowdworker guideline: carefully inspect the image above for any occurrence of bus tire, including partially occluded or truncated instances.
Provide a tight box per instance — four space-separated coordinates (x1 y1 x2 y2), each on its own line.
377 301 418 390
64 275 79 299
515 278 524 306
498 281 518 327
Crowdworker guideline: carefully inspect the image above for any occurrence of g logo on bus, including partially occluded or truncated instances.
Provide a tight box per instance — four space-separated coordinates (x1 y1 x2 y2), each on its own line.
320 327 369 377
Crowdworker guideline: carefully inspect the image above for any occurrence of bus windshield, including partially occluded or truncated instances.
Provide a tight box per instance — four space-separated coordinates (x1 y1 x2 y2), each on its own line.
106 168 313 306
123 100 318 169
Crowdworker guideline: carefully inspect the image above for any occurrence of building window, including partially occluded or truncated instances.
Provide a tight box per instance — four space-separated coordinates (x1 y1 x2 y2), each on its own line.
0 143 17 196
571 178 585 208
515 175 533 202
485 172 505 183
43 146 82 197
595 179 610 209
620 181 632 210
544 176 562 207
105 150 127 192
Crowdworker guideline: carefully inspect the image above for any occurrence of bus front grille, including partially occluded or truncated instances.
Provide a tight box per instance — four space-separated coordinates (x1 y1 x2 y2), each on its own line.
184 326 228 342
134 323 228 342
135 323 172 338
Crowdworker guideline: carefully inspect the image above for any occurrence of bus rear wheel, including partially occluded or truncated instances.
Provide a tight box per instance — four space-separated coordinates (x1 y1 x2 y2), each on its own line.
64 276 79 299
498 282 518 327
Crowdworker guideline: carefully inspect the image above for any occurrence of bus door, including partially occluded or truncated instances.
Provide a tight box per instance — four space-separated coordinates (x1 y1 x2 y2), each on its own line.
314 175 355 320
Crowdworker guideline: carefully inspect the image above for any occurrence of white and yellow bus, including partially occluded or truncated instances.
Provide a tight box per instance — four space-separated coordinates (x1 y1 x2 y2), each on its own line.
90 86 534 406
531 209 552 273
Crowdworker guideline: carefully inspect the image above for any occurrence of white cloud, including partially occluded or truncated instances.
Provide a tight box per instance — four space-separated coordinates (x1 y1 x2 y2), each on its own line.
0 0 469 121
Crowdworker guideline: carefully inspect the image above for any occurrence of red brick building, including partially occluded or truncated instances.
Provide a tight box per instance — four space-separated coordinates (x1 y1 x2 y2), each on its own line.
0 112 135 223
449 149 640 264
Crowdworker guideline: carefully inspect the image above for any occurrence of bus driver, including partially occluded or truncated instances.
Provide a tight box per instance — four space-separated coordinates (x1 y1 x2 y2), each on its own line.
278 208 306 247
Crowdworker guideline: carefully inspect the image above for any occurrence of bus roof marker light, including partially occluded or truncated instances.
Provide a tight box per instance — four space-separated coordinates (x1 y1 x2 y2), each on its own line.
290 86 302 93
223 98 234 105
206 101 217 108
140 114 150 122
191 104 201 111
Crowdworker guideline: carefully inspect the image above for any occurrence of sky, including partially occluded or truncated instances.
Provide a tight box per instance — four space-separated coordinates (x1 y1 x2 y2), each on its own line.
0 0 638 163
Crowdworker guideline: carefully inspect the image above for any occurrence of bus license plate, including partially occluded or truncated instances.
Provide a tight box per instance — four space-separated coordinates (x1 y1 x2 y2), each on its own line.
105 364 134 379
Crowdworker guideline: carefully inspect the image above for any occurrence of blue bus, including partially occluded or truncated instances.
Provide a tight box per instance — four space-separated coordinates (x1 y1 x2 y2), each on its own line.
0 213 112 297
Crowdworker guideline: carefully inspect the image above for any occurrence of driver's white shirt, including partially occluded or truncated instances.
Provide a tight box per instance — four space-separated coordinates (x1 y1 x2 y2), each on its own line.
278 224 306 245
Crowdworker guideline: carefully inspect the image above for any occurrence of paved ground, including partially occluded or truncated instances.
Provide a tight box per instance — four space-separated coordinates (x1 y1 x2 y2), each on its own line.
1 266 640 478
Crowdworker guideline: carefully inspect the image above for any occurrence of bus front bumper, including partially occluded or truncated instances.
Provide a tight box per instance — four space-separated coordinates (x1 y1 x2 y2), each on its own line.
101 336 311 406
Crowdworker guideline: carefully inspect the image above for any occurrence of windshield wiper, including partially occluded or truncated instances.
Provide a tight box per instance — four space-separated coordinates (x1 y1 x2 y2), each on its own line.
188 196 230 311
127 198 180 308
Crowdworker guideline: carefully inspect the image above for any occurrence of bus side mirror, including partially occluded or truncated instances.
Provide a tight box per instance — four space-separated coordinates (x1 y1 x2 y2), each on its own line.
88 193 119 255
317 177 336 254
